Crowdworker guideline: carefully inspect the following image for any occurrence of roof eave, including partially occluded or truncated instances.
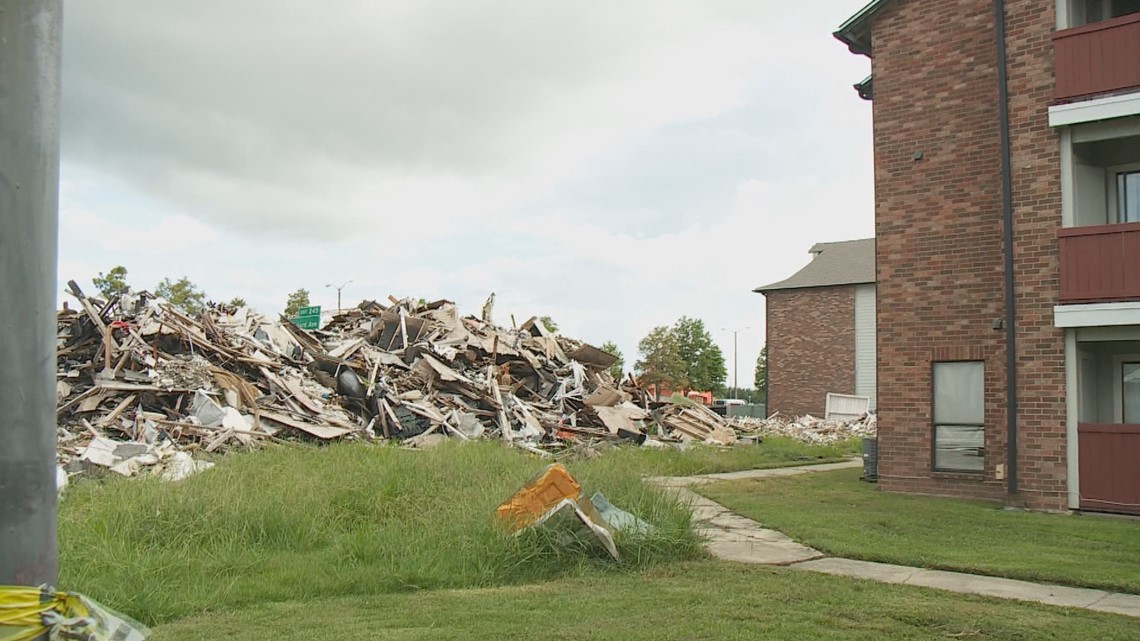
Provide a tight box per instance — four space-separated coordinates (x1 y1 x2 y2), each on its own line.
754 279 875 295
832 29 871 57
833 0 895 58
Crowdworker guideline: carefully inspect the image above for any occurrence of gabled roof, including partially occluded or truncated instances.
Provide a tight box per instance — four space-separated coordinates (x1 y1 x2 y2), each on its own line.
753 238 875 293
833 0 896 57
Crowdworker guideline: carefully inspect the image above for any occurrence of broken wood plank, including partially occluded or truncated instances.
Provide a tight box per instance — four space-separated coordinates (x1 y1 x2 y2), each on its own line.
98 394 137 426
59 388 104 416
489 364 512 442
328 337 367 360
259 409 352 439
66 280 121 351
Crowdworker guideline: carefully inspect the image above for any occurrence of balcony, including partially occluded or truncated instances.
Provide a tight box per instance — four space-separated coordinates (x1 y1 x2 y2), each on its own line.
1058 222 1140 303
1054 12 1140 101
1079 423 1140 514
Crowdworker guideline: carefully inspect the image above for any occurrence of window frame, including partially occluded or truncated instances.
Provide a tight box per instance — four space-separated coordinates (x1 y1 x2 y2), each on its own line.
1108 164 1140 223
931 360 986 474
1072 0 1140 26
1123 361 1140 424
1111 353 1140 423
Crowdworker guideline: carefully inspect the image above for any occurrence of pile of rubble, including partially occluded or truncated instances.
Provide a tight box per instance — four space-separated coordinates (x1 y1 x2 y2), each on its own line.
730 412 876 444
56 281 740 482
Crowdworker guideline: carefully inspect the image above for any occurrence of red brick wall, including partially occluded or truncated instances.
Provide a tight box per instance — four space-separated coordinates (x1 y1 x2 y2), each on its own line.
1005 0 1066 509
869 0 1065 508
765 286 856 417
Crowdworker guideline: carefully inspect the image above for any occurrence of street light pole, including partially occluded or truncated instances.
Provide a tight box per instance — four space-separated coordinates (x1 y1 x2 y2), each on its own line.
733 331 738 400
325 280 352 313
1 0 63 589
720 327 750 401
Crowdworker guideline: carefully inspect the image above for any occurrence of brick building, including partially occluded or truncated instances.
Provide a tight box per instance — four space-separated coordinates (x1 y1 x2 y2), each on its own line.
835 0 1140 514
755 239 876 417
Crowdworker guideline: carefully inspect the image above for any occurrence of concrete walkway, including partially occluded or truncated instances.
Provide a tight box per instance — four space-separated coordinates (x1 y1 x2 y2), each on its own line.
652 460 1140 618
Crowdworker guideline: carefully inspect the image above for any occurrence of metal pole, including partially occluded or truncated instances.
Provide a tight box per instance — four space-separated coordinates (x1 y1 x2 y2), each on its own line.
732 330 738 401
994 0 1018 496
326 280 351 314
0 0 63 588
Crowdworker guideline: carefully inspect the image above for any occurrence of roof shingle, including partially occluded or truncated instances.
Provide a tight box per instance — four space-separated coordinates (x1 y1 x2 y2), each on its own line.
754 238 875 293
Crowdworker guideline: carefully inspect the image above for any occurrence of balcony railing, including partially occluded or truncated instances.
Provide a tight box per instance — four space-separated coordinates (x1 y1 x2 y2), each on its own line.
1078 423 1140 515
1054 13 1140 101
1058 222 1140 304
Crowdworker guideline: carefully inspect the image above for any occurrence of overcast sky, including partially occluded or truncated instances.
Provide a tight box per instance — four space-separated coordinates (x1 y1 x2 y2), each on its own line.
58 0 874 388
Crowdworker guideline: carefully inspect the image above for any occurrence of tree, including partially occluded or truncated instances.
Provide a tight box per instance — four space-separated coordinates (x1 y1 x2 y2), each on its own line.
671 316 727 394
600 340 624 381
228 297 247 309
155 276 208 314
284 288 311 317
92 266 129 299
539 315 559 333
754 346 767 402
635 325 687 398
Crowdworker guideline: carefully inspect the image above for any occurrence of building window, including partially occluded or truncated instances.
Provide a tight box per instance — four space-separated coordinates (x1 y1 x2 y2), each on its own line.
1116 171 1140 223
1074 0 1140 26
1124 362 1140 424
933 361 985 472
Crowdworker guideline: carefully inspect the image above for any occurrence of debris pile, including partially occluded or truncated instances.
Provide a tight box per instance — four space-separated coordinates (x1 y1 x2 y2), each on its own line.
730 412 876 444
56 281 744 482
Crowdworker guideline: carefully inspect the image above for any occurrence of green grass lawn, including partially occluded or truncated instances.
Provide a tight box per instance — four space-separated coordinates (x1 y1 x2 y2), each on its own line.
55 437 853 627
700 468 1140 593
60 440 702 626
157 561 1139 641
598 435 858 476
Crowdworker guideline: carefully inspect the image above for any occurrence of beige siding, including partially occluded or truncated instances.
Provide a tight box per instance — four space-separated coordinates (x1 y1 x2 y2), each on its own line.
854 284 876 410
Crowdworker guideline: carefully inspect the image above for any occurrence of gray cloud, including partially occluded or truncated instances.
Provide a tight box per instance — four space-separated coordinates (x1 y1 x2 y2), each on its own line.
61 1 693 235
61 0 872 240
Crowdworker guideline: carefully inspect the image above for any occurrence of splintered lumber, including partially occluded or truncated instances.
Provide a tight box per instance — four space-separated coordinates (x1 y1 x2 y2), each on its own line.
259 410 351 440
489 364 511 442
98 394 136 426
66 281 119 349
57 388 103 416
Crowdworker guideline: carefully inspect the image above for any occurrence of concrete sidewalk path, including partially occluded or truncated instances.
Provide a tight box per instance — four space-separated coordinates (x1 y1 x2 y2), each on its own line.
652 460 1140 618
648 458 862 488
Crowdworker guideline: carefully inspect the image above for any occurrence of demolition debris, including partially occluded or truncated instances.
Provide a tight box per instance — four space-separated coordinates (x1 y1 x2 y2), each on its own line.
730 412 877 444
55 282 751 483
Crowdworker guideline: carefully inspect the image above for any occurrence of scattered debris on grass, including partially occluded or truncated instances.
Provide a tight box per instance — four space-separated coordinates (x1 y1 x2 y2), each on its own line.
495 463 651 560
730 412 876 444
55 281 748 483
0 585 150 641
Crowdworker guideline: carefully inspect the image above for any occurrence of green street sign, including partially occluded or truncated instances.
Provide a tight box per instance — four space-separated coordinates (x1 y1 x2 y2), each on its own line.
291 305 321 330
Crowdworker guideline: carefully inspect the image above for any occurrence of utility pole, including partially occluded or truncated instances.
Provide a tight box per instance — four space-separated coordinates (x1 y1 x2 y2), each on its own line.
325 280 352 313
1 0 63 589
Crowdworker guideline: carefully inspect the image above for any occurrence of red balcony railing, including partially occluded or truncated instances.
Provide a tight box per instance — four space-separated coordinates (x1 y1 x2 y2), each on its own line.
1054 13 1140 101
1078 423 1140 515
1058 222 1140 303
